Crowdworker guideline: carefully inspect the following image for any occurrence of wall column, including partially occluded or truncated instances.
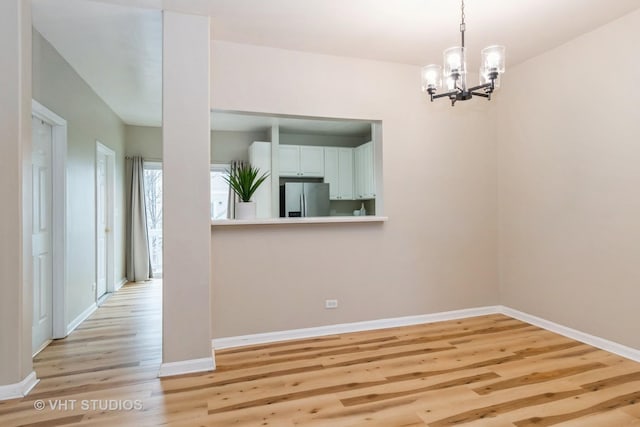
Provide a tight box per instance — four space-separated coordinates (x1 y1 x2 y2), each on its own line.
160 11 213 376
0 0 37 399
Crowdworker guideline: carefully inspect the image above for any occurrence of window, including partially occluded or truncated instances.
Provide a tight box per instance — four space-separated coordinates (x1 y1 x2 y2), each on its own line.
211 164 230 220
143 162 163 277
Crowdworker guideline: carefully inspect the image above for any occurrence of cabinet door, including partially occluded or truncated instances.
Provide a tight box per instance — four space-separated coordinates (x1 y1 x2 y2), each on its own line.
362 142 375 198
354 142 375 199
324 147 339 199
354 144 363 199
279 145 300 176
299 146 324 177
338 148 354 199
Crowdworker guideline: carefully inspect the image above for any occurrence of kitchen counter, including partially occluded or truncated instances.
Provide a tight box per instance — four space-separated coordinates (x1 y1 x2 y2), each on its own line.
211 216 388 227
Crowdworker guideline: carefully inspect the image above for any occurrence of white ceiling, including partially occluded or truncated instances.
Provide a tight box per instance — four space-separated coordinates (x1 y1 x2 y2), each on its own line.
31 0 640 128
212 111 373 136
32 0 162 127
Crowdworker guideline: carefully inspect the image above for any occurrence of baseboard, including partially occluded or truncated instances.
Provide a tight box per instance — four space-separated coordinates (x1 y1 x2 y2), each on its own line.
499 306 640 363
211 305 640 364
212 306 501 350
158 356 215 377
0 371 39 401
115 277 127 291
66 302 97 335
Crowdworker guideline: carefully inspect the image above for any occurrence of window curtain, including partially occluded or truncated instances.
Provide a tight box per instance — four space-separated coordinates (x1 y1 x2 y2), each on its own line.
226 160 246 219
125 156 152 281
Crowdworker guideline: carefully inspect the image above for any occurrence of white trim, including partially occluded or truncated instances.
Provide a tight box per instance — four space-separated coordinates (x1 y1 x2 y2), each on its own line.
0 372 39 401
96 142 116 297
498 306 640 363
32 100 67 340
115 277 128 291
158 356 215 377
212 306 500 350
66 303 97 336
212 305 640 364
33 339 52 358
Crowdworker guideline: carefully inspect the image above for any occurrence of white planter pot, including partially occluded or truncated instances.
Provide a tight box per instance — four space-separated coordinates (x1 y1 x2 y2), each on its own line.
235 201 256 220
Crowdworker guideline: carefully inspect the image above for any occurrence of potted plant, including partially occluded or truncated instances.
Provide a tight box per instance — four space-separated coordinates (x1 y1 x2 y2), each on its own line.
225 164 269 220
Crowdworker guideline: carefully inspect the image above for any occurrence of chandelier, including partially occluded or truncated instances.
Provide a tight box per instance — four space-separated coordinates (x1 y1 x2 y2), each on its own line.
421 0 505 106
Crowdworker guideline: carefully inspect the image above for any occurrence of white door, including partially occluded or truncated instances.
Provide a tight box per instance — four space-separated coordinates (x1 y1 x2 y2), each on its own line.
96 151 108 299
32 116 53 355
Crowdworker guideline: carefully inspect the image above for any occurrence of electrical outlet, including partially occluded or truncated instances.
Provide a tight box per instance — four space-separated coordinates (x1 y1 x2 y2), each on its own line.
325 299 338 309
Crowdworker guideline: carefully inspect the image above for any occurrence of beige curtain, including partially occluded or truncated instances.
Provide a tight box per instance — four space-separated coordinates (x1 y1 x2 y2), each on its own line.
125 157 152 281
227 160 246 219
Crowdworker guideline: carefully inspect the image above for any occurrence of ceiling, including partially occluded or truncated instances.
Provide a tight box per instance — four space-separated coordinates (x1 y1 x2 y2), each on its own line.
212 111 373 136
32 0 640 128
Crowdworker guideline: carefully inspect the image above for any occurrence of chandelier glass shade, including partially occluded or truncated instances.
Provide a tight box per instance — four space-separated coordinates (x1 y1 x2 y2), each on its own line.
422 0 505 106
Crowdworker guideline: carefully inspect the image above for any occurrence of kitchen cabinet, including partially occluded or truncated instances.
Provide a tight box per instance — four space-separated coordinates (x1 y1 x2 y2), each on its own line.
248 141 272 218
354 141 375 200
278 145 324 177
324 147 354 200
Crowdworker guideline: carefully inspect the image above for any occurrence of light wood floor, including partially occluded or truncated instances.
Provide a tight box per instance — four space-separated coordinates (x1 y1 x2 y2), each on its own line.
1 281 640 426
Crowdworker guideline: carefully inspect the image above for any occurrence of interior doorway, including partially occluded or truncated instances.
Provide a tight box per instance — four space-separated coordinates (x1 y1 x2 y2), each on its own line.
31 100 67 355
96 142 115 303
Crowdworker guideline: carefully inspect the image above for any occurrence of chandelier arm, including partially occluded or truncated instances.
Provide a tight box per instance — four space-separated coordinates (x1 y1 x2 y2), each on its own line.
431 90 460 100
467 82 493 92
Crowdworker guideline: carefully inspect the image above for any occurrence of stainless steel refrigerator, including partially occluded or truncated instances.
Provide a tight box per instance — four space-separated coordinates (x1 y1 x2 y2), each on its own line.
279 183 330 217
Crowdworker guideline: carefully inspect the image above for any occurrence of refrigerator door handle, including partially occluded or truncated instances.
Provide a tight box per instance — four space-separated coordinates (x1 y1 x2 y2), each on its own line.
299 193 304 217
302 193 307 217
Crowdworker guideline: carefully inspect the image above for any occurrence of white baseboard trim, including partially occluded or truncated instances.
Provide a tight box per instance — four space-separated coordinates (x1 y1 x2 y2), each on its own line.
66 302 97 335
498 306 640 363
211 305 640 364
212 306 501 350
115 278 127 291
0 371 39 401
158 356 215 377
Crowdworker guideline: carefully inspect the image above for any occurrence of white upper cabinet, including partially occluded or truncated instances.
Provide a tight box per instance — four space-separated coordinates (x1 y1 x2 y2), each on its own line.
279 145 324 177
324 147 354 200
354 141 375 200
278 145 300 176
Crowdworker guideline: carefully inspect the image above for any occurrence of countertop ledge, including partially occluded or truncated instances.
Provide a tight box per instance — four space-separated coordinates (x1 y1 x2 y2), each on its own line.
211 216 388 227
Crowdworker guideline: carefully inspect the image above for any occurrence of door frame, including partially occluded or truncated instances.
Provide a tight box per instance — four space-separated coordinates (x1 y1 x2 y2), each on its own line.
31 100 67 341
95 141 116 300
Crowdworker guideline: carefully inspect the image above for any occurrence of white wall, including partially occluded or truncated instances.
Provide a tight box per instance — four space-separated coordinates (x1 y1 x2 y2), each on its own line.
497 9 640 348
124 125 162 160
210 41 499 337
212 130 266 163
161 11 211 366
0 0 33 386
32 30 126 326
125 125 266 164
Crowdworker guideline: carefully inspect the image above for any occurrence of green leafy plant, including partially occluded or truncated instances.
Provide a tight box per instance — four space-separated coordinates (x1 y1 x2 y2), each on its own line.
225 164 270 203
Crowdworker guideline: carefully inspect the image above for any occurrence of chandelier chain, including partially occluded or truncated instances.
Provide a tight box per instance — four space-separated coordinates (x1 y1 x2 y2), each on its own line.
460 0 466 48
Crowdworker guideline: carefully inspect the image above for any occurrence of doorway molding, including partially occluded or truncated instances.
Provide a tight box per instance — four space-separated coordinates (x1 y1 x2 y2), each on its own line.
95 141 116 300
31 99 67 340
